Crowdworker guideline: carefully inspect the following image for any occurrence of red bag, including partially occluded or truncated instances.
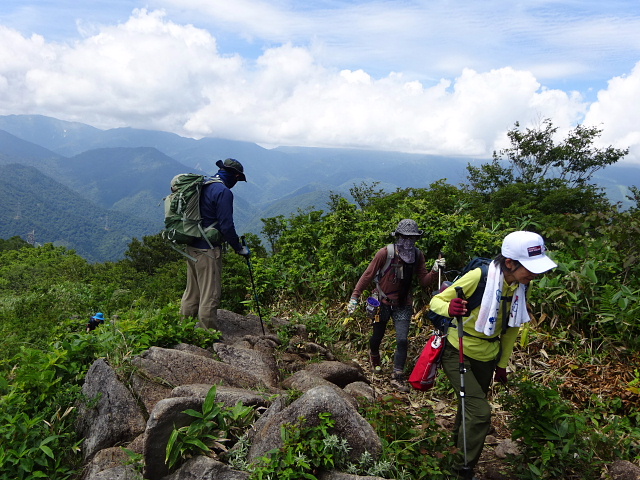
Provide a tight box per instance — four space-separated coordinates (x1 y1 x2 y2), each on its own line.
409 333 446 391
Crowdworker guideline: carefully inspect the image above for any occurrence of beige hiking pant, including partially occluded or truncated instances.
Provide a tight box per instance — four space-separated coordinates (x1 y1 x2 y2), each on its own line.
180 246 222 330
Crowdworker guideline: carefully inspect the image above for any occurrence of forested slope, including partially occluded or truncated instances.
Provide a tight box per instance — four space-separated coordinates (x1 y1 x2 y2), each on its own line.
1 121 639 480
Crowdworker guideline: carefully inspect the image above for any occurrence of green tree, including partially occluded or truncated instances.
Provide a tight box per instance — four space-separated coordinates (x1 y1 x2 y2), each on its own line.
261 215 287 254
468 119 628 189
0 236 33 252
124 233 183 274
465 119 628 219
348 181 386 209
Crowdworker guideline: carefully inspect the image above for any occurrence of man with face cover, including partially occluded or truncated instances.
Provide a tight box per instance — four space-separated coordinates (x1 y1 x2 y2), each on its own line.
347 219 445 392
180 158 251 331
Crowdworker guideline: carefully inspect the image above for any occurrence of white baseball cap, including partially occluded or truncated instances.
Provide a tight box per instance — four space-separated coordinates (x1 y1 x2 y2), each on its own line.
501 231 557 274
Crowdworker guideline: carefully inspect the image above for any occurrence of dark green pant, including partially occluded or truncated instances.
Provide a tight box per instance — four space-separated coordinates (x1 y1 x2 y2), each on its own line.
441 343 498 470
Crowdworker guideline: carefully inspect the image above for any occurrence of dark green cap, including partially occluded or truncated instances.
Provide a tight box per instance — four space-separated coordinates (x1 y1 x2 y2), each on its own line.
216 158 246 181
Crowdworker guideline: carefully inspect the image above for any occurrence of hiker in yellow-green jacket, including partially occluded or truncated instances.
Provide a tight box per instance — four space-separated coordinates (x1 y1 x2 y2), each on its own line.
429 231 557 480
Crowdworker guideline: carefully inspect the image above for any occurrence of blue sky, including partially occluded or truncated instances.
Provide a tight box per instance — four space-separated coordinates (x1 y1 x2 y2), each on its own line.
1 1 640 164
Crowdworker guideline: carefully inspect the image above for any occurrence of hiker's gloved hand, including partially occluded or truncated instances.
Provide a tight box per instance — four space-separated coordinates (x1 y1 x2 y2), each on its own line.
432 258 446 272
347 298 359 314
448 297 467 317
237 246 251 257
494 366 508 384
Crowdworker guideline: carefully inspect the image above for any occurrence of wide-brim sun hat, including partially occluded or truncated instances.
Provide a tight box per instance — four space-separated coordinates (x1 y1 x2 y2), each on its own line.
92 312 105 321
393 219 423 237
502 231 557 274
216 158 246 182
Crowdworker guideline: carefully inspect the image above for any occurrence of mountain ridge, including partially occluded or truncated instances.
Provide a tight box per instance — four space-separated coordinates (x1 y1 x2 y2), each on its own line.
0 114 637 262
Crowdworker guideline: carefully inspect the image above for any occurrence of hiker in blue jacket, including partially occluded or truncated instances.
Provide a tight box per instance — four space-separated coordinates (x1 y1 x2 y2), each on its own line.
180 158 251 330
430 231 557 479
347 219 445 392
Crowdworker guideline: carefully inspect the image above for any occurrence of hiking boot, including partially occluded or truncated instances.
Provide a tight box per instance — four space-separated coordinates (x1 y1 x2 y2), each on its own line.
369 353 382 373
390 371 410 393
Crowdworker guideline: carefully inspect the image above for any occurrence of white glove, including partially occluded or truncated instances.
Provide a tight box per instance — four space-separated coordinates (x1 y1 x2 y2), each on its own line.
237 246 251 257
432 258 446 272
347 298 359 314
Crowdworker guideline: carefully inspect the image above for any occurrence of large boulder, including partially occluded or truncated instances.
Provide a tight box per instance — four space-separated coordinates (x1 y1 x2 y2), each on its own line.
304 360 368 388
216 309 271 343
281 370 358 407
131 346 269 413
81 446 141 480
343 381 376 405
170 384 272 409
76 359 146 461
610 460 640 480
143 396 204 480
162 456 249 480
212 343 280 388
247 385 382 463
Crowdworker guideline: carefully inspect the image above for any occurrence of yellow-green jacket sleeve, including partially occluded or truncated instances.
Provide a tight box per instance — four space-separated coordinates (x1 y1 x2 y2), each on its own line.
430 268 521 365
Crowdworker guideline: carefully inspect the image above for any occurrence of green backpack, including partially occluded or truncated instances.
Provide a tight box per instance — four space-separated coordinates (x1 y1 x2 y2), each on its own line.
162 174 223 257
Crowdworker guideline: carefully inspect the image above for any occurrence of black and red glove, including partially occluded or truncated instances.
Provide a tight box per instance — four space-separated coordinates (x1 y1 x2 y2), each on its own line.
494 366 508 384
448 297 467 317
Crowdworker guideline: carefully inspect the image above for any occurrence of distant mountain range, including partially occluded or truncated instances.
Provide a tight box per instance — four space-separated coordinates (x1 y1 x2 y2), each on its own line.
0 114 637 262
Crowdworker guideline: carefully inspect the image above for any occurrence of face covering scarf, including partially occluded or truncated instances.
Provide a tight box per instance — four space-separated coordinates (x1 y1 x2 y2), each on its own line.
396 236 417 263
216 169 238 189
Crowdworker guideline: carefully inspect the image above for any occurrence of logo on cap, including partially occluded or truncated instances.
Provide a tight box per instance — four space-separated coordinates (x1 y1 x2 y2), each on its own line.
527 245 543 257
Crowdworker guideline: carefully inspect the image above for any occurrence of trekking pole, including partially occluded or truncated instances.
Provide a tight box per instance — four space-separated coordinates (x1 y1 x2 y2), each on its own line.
241 236 265 335
454 286 472 477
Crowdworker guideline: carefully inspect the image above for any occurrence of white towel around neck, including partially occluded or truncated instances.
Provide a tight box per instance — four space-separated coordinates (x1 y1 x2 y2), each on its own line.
474 261 529 336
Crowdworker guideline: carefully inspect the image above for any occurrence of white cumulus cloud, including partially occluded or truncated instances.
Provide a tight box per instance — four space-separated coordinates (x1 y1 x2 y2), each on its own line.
0 7 638 165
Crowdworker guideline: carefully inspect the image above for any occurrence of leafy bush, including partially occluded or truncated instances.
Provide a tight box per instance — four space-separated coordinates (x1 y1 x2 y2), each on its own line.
165 385 256 471
360 394 456 479
500 376 599 479
246 412 396 480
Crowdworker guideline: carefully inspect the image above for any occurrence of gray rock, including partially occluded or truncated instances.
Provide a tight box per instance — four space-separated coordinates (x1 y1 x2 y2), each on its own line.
173 343 214 358
216 309 270 343
281 370 358 407
286 340 335 360
493 438 520 458
81 446 139 480
304 360 368 388
162 456 250 480
318 472 392 480
170 384 272 409
343 381 376 405
76 359 146 461
88 465 141 480
212 343 280 388
131 346 268 413
143 396 203 480
611 460 640 480
130 373 173 418
245 394 289 445
247 385 382 463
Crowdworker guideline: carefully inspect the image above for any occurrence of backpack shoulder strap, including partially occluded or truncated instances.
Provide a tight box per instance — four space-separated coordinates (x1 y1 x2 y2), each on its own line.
203 176 223 185
374 244 395 300
375 244 395 281
465 262 490 312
